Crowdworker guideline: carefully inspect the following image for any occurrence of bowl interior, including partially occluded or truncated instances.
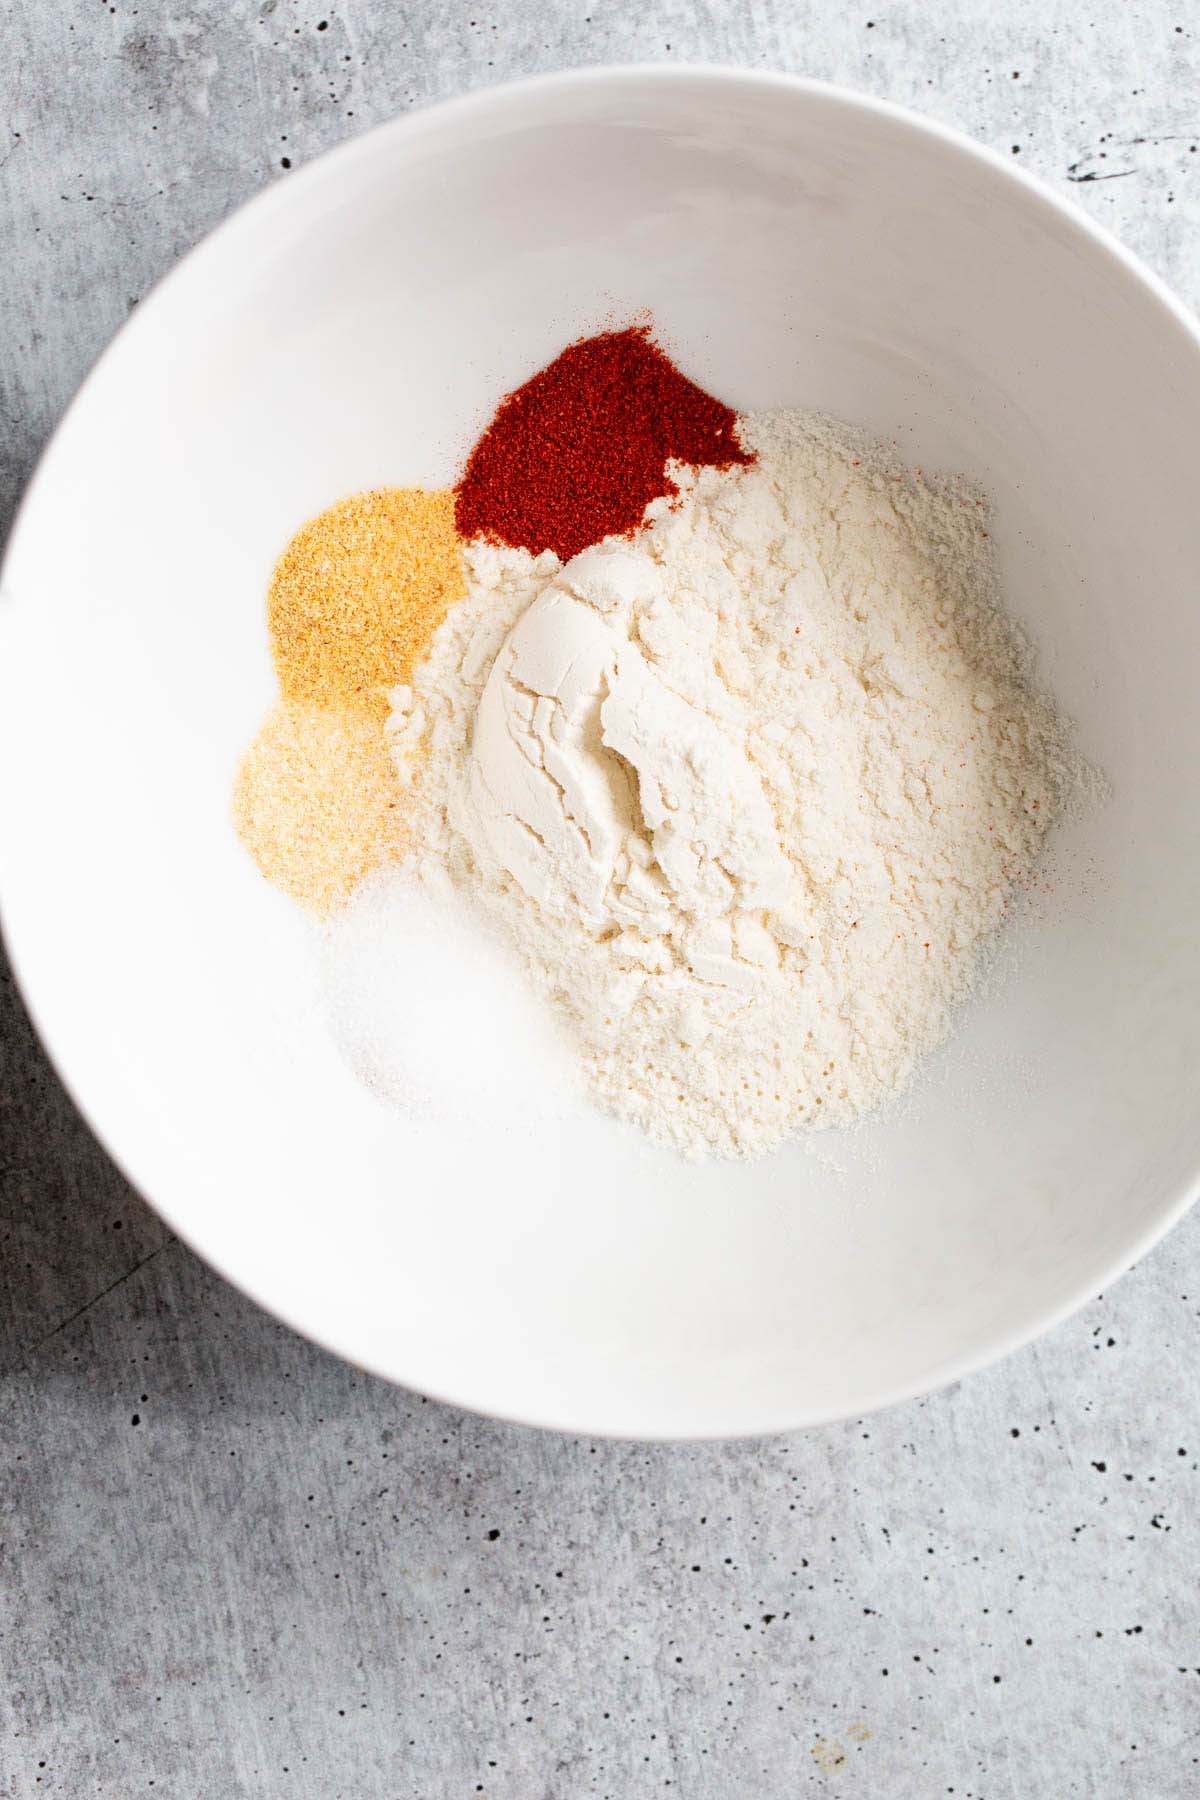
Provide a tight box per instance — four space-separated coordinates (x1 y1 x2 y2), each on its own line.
3 70 1199 1436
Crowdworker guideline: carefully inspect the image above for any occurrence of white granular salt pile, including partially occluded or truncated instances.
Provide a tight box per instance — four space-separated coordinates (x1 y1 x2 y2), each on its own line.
388 410 1082 1160
320 866 576 1130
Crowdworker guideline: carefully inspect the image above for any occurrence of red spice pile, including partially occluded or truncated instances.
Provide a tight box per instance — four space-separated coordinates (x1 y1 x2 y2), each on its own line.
454 325 752 562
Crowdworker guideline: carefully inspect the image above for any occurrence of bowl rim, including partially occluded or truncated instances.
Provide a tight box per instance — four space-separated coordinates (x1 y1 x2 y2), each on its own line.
4 62 1200 1440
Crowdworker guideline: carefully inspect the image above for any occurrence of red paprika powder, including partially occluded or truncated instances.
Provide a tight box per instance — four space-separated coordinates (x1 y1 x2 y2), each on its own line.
455 325 752 562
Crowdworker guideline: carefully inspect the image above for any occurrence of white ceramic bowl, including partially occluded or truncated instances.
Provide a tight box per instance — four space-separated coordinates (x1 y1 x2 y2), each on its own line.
3 68 1199 1438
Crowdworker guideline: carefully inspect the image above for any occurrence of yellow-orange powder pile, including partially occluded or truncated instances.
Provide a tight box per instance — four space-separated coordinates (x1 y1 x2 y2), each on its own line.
267 487 464 719
234 487 464 915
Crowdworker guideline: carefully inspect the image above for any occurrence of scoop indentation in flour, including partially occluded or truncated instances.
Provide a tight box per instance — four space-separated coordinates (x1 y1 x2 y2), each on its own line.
469 544 792 968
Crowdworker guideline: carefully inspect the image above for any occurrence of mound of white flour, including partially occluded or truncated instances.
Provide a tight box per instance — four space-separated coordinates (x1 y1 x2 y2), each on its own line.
389 411 1080 1159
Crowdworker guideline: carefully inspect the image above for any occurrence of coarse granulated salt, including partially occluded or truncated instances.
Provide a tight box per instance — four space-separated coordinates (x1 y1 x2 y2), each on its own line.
318 865 578 1133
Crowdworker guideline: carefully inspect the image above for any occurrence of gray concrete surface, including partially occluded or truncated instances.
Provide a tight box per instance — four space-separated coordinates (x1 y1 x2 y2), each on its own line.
3 2 1200 1794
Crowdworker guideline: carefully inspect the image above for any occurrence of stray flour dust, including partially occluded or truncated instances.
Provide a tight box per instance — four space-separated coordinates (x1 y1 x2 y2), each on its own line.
389 410 1082 1160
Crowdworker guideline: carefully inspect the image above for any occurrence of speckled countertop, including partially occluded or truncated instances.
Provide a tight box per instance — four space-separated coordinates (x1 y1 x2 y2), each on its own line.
3 4 1199 1795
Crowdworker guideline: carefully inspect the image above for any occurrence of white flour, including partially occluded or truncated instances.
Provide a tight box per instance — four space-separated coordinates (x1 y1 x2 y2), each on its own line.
388 410 1081 1159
